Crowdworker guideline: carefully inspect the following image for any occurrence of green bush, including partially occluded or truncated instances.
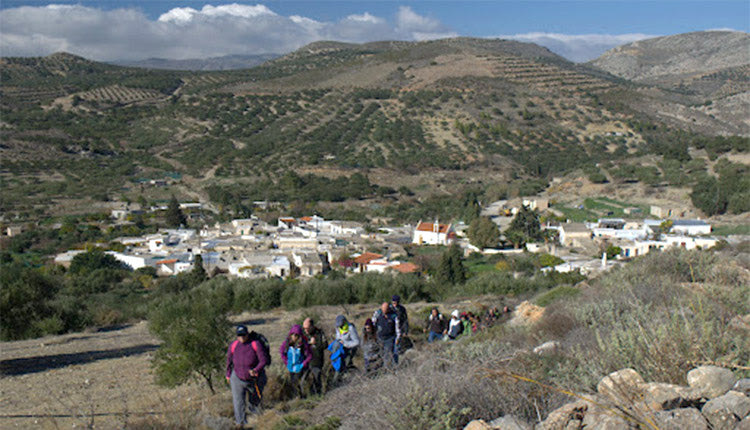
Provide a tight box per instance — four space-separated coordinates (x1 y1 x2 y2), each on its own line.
534 285 580 307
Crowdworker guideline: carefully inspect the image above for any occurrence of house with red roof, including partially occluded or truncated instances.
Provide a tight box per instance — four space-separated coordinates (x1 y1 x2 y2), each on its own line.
412 220 456 246
352 252 383 273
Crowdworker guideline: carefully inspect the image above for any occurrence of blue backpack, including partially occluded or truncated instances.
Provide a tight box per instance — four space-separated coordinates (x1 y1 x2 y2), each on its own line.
286 346 304 373
327 340 346 372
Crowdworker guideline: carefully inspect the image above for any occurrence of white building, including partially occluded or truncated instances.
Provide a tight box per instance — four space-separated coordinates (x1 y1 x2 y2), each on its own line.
412 221 455 246
107 252 156 270
671 220 711 236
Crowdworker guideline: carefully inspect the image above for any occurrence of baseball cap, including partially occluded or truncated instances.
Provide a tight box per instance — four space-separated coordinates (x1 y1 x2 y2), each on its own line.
236 325 248 336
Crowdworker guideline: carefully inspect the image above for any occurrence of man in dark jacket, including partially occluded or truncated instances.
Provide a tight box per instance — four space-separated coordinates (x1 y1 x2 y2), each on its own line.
390 295 409 336
302 317 327 395
374 302 401 367
425 307 446 343
226 325 268 426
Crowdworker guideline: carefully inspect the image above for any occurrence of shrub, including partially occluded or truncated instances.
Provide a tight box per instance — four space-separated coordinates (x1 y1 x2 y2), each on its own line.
534 285 580 307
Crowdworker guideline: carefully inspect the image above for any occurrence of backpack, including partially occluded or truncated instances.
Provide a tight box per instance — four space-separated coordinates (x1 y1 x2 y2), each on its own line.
231 331 272 366
250 331 272 366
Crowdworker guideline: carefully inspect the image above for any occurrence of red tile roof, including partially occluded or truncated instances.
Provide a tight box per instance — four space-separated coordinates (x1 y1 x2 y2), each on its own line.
391 262 419 273
279 217 296 223
416 222 451 234
156 259 178 265
353 252 383 265
300 216 313 222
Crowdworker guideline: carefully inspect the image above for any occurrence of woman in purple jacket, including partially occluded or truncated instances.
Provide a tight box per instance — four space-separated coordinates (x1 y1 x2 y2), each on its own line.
279 324 312 398
226 325 268 427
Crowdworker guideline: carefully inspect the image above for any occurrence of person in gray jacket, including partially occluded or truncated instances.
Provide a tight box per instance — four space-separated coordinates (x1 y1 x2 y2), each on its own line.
334 315 359 368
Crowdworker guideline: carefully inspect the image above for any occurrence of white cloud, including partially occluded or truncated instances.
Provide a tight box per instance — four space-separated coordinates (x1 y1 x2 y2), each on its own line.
0 3 456 61
495 32 658 62
396 6 457 40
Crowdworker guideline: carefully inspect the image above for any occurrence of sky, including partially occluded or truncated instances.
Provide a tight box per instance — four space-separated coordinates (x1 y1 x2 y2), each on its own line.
1 1 748 63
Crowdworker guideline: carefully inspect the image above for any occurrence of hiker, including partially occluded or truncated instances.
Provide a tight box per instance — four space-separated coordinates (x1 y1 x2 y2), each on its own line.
390 295 409 335
302 317 327 395
425 307 446 343
361 318 382 372
334 315 360 368
280 324 312 398
374 302 401 366
460 312 471 336
447 310 464 340
485 307 499 327
468 312 482 333
226 325 268 427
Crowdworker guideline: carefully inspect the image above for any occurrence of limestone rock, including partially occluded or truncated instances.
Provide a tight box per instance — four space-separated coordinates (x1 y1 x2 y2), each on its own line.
581 412 631 429
488 415 531 430
640 382 702 410
539 399 588 430
533 341 560 356
653 408 709 430
597 369 645 402
734 379 750 396
687 366 737 398
702 391 750 430
464 419 493 430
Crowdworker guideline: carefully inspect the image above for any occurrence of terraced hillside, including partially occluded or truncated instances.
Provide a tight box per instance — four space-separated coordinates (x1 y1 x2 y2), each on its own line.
1 37 748 221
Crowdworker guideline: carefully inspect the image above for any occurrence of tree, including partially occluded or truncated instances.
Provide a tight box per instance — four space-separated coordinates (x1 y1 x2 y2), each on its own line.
436 244 466 285
189 254 207 284
165 195 186 228
506 205 542 246
468 217 500 249
149 290 230 394
69 249 129 275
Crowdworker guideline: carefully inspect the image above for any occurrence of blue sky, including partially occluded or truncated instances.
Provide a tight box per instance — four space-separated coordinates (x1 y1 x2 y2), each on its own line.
1 1 747 62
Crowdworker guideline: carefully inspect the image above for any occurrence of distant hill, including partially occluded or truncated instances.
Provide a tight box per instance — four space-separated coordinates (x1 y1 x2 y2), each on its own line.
590 31 750 82
1 38 747 221
112 54 279 71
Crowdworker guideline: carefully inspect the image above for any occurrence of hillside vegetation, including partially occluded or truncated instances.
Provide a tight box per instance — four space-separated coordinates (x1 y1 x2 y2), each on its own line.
1 36 748 223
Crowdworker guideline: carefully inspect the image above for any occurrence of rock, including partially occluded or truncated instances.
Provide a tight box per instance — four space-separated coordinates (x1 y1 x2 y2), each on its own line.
640 382 702 410
488 415 531 430
738 417 750 430
734 379 750 396
581 412 631 429
653 408 709 430
702 391 750 430
687 366 737 398
464 419 493 430
597 369 645 402
538 399 588 430
533 341 560 356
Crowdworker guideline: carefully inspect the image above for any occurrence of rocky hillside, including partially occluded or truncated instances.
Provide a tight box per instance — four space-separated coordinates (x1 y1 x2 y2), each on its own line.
590 31 750 83
111 54 279 71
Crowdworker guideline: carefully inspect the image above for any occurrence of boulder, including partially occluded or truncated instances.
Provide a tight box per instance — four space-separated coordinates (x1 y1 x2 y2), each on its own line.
581 412 631 429
539 399 588 430
734 378 750 396
488 415 531 430
533 341 560 356
597 369 645 402
464 420 493 430
653 407 709 430
687 366 737 398
701 391 750 430
738 417 750 430
640 382 702 410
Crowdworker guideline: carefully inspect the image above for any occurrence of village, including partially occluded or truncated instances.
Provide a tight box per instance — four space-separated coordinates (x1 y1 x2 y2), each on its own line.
47 197 721 280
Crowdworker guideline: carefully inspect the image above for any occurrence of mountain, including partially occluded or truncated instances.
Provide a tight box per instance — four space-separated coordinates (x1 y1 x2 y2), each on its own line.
1 38 747 221
590 31 749 83
112 54 279 71
589 31 750 136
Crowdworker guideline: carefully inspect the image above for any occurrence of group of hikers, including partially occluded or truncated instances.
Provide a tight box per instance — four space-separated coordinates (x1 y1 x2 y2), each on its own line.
225 295 511 427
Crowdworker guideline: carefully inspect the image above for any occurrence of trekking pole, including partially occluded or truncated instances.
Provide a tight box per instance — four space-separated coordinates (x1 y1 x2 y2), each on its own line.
253 381 262 401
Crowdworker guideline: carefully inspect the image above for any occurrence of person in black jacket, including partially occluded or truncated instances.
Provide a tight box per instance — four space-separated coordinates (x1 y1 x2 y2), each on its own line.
374 302 401 367
425 307 446 343
302 317 327 395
